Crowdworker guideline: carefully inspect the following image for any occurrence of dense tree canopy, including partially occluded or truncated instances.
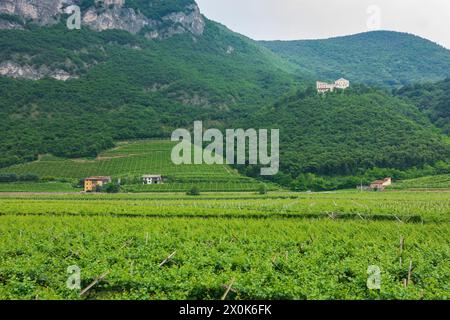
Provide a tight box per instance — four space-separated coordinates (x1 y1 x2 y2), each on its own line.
261 31 450 87
395 78 450 135
239 86 450 189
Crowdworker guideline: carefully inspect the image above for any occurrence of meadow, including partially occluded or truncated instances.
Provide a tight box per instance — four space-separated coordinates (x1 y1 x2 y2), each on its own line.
0 191 448 300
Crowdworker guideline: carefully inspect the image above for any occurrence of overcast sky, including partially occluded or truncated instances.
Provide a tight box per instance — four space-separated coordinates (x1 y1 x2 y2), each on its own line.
196 0 450 49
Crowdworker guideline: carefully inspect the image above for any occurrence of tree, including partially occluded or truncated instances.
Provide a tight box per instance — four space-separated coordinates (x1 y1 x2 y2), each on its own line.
104 183 121 194
18 173 40 182
0 173 18 183
187 186 200 196
257 184 268 195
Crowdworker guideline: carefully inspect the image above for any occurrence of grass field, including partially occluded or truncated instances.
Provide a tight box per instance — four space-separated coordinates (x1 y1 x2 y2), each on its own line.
0 182 81 193
0 140 275 192
0 190 448 300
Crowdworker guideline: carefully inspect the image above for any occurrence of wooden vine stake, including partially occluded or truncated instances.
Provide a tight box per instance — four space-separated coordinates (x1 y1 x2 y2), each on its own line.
394 215 404 224
221 278 236 300
399 236 404 266
130 260 134 275
407 259 413 286
80 270 110 297
159 251 176 267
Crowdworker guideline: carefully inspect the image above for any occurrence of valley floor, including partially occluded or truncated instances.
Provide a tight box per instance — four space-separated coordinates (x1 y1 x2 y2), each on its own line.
0 191 448 300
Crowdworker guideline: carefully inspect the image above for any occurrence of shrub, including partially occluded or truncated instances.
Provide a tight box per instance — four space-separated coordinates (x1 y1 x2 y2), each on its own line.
104 183 121 194
18 174 40 182
0 173 18 183
0 13 24 25
41 176 57 182
76 178 85 188
258 184 268 195
187 186 200 196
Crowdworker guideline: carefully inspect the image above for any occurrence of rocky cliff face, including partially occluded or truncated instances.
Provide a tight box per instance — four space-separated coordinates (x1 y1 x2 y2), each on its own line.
0 0 66 26
0 0 205 38
146 4 205 39
82 2 204 39
82 3 153 35
0 61 74 81
0 0 205 80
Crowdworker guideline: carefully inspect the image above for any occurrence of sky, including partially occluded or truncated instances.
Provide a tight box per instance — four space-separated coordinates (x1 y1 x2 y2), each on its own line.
196 0 450 49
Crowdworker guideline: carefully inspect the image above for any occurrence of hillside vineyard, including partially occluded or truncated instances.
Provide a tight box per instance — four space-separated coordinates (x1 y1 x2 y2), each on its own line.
0 0 448 304
171 121 279 175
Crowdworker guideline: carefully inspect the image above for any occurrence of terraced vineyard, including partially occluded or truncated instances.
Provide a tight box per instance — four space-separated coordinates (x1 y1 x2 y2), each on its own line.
0 191 448 300
0 140 273 192
392 175 450 190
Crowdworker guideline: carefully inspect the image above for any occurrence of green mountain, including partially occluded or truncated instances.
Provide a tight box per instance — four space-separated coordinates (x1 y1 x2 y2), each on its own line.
261 31 450 87
0 1 449 189
395 78 450 135
0 0 299 167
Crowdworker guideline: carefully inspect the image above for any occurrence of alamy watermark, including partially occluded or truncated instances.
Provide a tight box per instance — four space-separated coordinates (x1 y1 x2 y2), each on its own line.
66 265 81 290
171 121 279 176
65 1 126 30
65 5 81 30
367 265 381 290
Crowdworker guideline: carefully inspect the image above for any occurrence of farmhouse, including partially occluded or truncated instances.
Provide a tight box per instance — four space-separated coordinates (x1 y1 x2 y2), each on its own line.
316 78 350 93
370 177 392 191
84 176 112 192
142 174 164 185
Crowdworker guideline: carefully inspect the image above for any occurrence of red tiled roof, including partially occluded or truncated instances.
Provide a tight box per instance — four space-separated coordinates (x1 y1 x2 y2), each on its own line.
85 176 111 181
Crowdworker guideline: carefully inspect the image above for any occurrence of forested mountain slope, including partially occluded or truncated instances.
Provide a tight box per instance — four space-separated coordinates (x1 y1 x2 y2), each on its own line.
0 0 299 167
261 31 450 87
394 78 450 135
241 86 450 187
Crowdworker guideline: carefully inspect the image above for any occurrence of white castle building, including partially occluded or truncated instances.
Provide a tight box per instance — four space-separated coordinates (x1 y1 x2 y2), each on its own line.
97 0 125 7
316 78 350 93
